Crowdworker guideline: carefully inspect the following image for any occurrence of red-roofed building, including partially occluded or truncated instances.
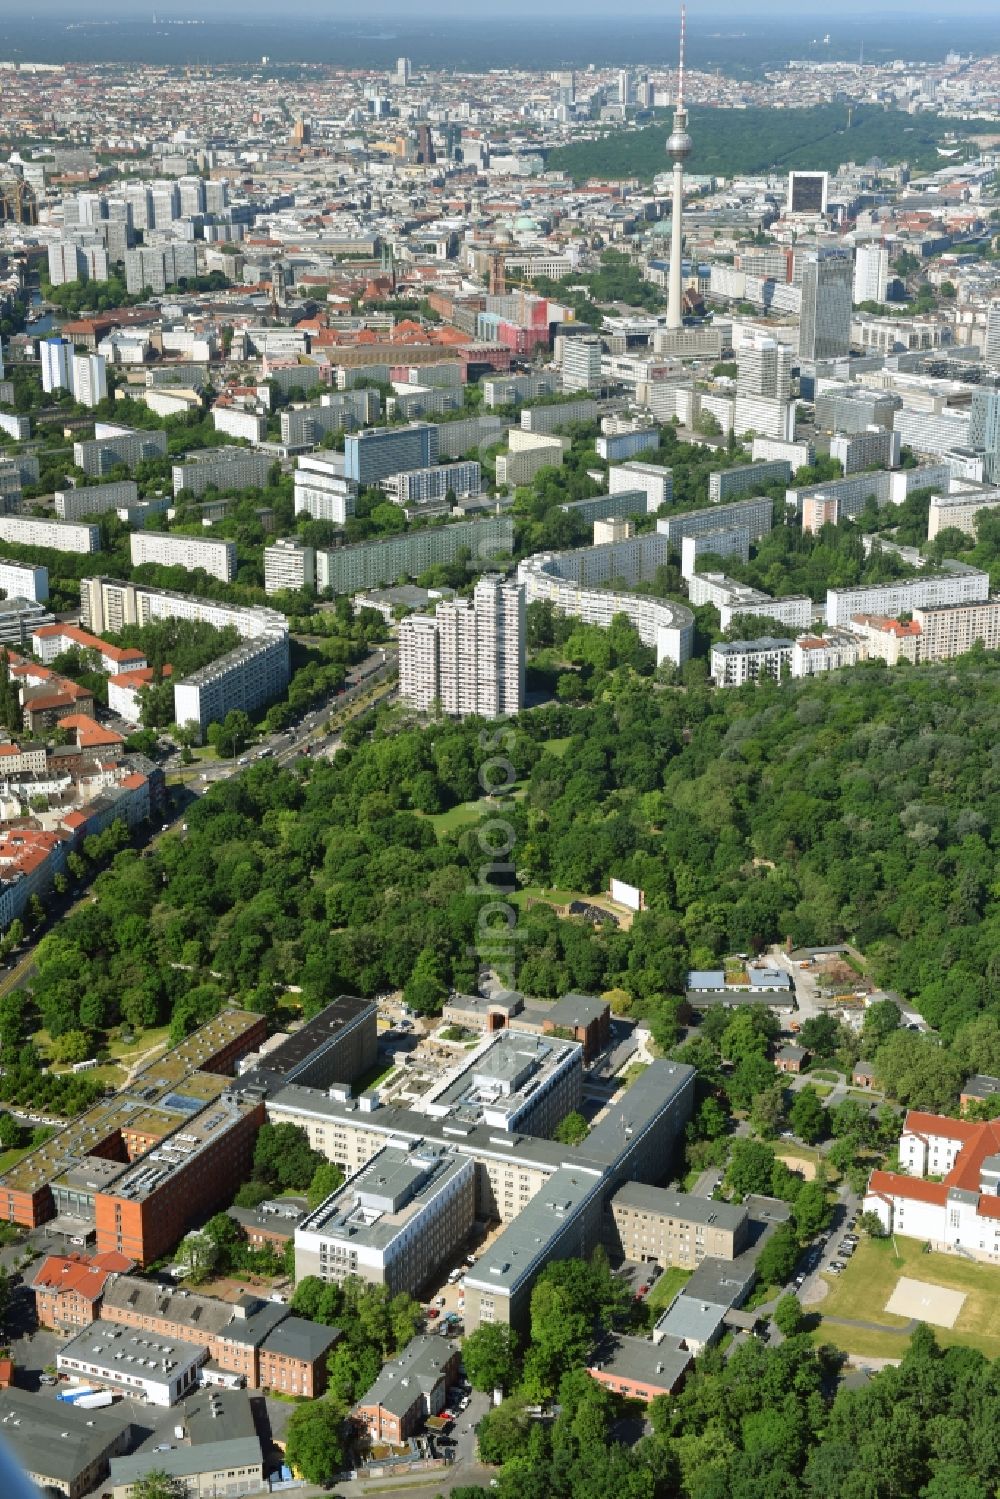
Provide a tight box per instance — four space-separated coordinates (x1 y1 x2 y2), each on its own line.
864 1110 1000 1261
32 623 146 676
30 1250 135 1333
56 715 124 751
22 688 95 736
0 826 71 930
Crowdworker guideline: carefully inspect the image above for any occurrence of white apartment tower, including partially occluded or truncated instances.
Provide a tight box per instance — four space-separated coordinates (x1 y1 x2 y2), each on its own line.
562 337 603 393
71 352 108 409
853 244 889 306
399 576 525 719
41 338 73 395
985 300 1000 366
736 334 792 401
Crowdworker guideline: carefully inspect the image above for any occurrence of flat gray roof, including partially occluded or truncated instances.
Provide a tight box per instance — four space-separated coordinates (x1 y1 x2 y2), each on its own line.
546 992 609 1029
465 1165 604 1295
0 1389 132 1486
612 1182 748 1233
582 1059 695 1170
655 1296 729 1345
963 1074 1000 1099
58 1319 206 1380
297 1144 470 1252
591 1332 691 1391
109 1437 262 1486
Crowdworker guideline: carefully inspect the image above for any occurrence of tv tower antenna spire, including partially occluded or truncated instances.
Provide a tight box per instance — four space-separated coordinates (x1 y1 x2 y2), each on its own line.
666 4 692 330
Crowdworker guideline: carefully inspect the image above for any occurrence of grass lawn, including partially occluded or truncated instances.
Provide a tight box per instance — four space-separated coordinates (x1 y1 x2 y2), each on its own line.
424 800 489 836
423 790 528 838
812 1237 1000 1360
542 737 572 758
511 886 625 918
646 1266 692 1313
351 1059 398 1094
809 1069 843 1083
106 1026 172 1062
0 1145 33 1174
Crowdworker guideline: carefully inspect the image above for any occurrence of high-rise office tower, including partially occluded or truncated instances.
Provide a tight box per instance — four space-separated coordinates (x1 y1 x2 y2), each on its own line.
853 244 889 305
799 248 853 362
970 388 1000 483
396 56 412 86
399 576 525 719
666 6 692 331
985 300 1000 366
555 70 576 106
41 337 73 395
344 424 439 487
617 70 634 107
72 352 108 409
0 336 4 379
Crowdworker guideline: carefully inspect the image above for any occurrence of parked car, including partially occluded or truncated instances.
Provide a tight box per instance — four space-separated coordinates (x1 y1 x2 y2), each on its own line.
435 1295 446 1307
844 1233 860 1244
829 1261 846 1274
427 1307 440 1319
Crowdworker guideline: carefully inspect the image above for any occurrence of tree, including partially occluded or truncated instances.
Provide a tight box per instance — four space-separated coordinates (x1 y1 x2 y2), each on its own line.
749 1085 786 1139
862 999 900 1052
792 1181 831 1242
691 1094 729 1141
284 1400 347 1485
462 1324 519 1394
252 1122 324 1191
553 1110 590 1146
726 1139 777 1199
177 1230 217 1278
798 1013 841 1059
772 1293 804 1337
476 1397 533 1466
307 1160 345 1209
403 945 448 1015
755 1223 799 1287
789 1085 827 1144
858 1209 887 1239
131 1473 189 1499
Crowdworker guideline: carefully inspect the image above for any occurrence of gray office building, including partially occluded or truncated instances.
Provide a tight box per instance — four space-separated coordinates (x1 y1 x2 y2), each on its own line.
799 249 853 363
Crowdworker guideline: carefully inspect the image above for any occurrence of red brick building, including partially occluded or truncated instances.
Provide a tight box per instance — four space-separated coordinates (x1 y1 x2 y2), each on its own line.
30 1250 135 1333
354 1335 461 1446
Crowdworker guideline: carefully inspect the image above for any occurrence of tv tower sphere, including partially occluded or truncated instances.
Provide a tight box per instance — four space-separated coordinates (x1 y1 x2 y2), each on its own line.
667 124 692 161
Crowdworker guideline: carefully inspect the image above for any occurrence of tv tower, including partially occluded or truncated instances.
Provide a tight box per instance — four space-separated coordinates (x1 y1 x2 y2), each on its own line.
666 4 692 330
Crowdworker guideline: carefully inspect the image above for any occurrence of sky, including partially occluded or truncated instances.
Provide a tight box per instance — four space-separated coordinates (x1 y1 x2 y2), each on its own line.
14 0 1000 13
